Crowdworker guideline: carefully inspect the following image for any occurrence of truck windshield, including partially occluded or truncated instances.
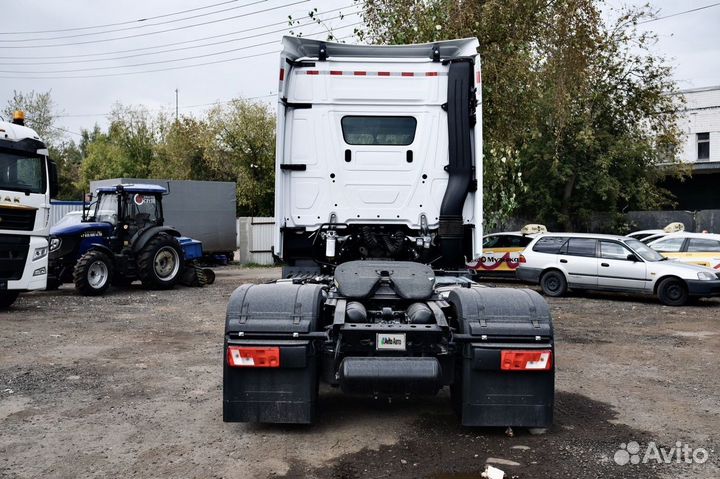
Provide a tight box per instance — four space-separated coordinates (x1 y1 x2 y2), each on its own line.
0 152 46 194
94 194 118 225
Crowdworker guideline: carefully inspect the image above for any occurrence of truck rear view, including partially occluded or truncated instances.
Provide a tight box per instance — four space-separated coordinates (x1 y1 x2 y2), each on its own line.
223 37 555 428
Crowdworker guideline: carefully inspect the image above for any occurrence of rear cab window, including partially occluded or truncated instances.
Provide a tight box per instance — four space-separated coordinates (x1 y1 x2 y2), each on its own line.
341 116 417 145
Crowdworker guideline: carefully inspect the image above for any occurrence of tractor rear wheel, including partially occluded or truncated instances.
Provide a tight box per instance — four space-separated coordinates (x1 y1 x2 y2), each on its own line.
74 250 113 296
138 233 183 290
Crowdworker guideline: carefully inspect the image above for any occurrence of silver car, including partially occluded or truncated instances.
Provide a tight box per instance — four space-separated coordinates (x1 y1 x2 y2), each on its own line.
516 233 720 306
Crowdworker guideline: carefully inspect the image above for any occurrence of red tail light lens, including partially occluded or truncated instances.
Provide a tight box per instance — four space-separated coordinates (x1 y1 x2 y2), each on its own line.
501 350 552 371
519 254 526 263
227 346 280 368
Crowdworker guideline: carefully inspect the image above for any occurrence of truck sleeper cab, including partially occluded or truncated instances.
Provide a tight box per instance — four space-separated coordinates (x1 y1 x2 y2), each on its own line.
223 37 555 428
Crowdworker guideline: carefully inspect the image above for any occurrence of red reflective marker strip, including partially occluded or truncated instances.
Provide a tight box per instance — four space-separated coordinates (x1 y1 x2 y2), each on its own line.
476 71 482 84
306 70 319 75
354 71 367 76
378 71 391 76
227 346 280 368
279 68 285 81
500 350 552 371
425 71 438 77
330 70 343 76
401 72 414 77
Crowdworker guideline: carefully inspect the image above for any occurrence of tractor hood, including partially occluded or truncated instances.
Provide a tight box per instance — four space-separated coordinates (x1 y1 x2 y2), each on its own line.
50 221 112 237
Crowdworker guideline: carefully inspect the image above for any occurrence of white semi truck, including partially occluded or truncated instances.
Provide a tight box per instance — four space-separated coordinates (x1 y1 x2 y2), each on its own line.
223 37 555 428
0 111 58 308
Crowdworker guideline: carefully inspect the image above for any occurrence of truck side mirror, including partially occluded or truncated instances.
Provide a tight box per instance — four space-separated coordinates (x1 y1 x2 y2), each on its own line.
48 159 59 199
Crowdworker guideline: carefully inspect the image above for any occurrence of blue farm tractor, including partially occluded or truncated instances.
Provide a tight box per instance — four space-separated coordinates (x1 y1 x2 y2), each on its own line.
48 184 212 295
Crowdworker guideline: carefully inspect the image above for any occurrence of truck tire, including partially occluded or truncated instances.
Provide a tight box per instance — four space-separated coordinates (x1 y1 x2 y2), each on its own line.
540 270 567 297
137 233 183 290
74 250 113 296
657 277 688 306
0 291 20 309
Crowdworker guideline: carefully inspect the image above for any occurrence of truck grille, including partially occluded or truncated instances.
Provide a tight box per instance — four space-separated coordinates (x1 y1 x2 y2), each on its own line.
0 207 37 231
0 235 30 281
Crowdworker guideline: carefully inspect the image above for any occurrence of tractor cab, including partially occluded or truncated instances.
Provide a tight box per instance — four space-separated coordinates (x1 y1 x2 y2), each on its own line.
89 184 167 246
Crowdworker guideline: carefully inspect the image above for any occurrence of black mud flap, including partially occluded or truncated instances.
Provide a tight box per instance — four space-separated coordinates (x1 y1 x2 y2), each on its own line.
223 339 318 424
448 287 554 428
223 283 325 424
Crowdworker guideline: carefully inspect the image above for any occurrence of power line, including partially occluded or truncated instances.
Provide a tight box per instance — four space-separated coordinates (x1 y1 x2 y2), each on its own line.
0 4 356 61
638 2 720 24
0 0 247 35
0 0 267 43
0 11 359 66
0 31 358 80
0 22 361 74
0 0 310 49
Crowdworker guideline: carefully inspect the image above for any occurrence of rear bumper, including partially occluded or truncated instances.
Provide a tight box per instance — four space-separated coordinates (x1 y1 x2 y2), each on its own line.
685 279 720 297
516 266 542 284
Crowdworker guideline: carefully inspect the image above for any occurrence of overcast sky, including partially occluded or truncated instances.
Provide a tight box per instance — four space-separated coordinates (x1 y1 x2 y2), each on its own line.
0 0 718 141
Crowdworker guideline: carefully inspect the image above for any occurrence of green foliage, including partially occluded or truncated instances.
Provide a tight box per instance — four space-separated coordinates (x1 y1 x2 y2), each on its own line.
359 0 684 230
78 99 276 216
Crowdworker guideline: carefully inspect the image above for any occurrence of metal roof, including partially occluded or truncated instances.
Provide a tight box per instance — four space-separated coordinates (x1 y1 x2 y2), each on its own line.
95 183 167 194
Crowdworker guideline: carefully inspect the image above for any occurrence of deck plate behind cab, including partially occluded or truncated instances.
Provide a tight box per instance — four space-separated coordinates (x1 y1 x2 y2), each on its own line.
334 261 436 300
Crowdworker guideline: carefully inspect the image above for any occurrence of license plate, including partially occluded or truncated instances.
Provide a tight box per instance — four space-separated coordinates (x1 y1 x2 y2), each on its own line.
376 333 406 351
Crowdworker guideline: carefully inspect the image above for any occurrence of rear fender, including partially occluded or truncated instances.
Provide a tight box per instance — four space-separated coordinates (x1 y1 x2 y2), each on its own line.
131 226 180 253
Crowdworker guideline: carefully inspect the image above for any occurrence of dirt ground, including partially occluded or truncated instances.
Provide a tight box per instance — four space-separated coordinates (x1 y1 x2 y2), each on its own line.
1 266 718 479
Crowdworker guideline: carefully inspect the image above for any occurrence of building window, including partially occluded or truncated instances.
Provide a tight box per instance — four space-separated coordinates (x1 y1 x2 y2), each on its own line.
697 132 710 160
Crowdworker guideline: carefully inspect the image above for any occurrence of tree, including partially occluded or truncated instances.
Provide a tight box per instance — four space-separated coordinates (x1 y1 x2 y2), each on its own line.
359 0 683 230
2 89 62 145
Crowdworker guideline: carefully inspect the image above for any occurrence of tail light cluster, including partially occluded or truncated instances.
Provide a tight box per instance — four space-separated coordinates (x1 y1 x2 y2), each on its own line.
500 350 553 371
227 346 280 368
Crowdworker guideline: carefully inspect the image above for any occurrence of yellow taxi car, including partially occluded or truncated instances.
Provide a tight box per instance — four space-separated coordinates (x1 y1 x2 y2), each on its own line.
647 232 720 270
469 224 547 277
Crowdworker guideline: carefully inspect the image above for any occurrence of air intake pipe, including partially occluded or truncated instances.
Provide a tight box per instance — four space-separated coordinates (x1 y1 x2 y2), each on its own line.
438 58 475 269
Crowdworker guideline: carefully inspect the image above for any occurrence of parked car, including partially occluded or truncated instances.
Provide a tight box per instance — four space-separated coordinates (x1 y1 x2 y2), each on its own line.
516 233 720 306
627 222 684 242
469 224 547 277
647 232 720 270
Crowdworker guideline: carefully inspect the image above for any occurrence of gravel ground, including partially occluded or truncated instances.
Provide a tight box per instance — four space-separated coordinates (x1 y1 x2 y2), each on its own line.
1 266 718 479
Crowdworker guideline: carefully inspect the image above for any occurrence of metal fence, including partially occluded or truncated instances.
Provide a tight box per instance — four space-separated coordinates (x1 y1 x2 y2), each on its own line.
50 201 84 227
236 217 275 265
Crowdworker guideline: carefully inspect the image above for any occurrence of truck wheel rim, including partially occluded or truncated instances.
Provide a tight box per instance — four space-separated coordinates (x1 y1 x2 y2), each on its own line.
88 261 108 289
154 247 180 280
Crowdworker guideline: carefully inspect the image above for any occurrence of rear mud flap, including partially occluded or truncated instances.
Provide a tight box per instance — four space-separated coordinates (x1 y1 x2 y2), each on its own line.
223 341 318 424
459 345 554 427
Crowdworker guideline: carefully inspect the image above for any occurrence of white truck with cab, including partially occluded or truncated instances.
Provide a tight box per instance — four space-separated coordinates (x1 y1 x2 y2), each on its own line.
0 111 58 308
223 37 555 428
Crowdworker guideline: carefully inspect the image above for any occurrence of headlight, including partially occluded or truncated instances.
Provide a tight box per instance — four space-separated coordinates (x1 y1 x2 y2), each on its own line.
33 246 48 261
49 237 62 252
697 271 716 281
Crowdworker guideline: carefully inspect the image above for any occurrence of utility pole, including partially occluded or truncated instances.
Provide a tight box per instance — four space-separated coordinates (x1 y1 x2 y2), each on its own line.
175 88 179 122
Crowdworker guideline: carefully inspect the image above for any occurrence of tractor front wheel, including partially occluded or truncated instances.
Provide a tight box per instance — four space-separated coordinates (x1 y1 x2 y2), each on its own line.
138 233 183 290
74 250 113 296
